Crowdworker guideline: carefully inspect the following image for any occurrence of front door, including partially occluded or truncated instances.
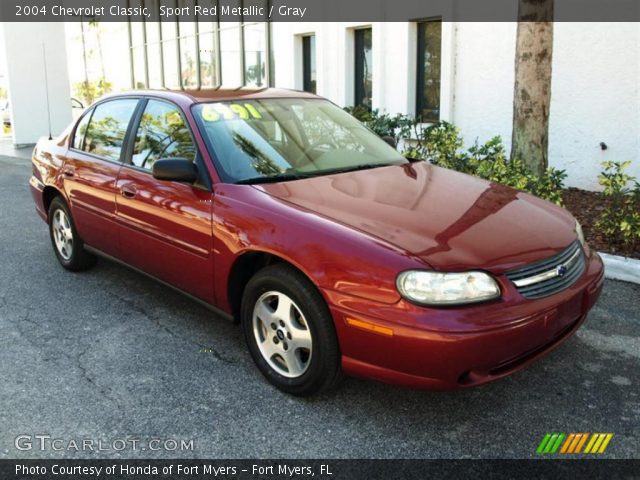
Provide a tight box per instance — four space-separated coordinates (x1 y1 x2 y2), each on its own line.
115 99 214 303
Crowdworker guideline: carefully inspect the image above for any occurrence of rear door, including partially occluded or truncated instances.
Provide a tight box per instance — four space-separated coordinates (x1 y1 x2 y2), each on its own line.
63 98 140 256
114 98 215 303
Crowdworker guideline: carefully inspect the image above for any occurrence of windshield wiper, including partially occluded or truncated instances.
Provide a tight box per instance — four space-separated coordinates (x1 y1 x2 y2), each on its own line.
235 162 402 185
317 161 402 176
235 172 313 185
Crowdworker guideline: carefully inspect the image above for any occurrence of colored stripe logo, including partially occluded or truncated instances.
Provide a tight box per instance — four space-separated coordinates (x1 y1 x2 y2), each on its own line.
537 433 613 454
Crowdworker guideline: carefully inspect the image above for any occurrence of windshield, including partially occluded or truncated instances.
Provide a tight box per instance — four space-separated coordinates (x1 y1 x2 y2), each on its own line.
192 98 406 183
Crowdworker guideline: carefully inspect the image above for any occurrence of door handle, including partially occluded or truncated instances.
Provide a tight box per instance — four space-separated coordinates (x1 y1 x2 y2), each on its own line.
62 166 75 178
120 184 137 199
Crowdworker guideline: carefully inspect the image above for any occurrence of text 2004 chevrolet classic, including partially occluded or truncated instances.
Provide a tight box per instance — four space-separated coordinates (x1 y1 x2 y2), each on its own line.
30 89 604 395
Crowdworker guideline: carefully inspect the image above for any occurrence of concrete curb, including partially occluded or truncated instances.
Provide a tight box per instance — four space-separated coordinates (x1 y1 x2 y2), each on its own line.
600 251 640 285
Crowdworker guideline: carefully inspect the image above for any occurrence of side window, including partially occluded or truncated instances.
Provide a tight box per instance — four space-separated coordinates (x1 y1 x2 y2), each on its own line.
72 109 93 150
132 100 197 171
82 99 139 161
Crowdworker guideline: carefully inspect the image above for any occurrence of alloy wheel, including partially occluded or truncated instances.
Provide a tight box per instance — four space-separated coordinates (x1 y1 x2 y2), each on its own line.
52 209 73 260
252 291 313 378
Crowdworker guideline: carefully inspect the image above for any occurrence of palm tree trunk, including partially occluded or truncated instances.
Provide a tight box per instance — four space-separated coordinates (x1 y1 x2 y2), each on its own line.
93 22 106 80
80 20 89 86
510 0 554 177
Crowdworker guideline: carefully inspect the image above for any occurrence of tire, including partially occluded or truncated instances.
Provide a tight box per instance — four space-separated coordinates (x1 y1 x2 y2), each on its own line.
48 196 96 271
241 264 342 396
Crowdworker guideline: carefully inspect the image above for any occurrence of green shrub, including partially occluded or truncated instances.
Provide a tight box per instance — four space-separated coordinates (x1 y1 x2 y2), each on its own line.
344 106 414 145
596 160 640 248
413 121 470 172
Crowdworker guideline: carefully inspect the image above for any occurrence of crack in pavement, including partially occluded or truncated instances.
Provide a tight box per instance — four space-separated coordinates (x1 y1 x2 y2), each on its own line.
106 291 239 366
75 340 127 418
1 295 127 419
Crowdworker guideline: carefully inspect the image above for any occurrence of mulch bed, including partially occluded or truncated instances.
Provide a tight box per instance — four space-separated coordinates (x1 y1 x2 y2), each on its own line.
562 187 640 259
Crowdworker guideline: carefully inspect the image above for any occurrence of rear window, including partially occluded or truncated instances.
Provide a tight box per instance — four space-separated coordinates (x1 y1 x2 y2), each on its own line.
72 110 92 150
81 99 139 161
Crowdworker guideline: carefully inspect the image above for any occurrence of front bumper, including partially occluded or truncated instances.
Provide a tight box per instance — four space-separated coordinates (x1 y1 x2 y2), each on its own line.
325 248 605 390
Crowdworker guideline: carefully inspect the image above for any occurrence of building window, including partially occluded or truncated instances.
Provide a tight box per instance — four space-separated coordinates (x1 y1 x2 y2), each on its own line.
127 0 272 90
302 34 316 94
354 28 372 110
199 30 219 88
219 23 243 86
132 46 147 89
244 23 267 87
179 20 198 89
416 20 442 122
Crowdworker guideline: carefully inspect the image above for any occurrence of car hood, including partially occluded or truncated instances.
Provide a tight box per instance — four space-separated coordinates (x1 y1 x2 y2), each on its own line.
256 162 577 273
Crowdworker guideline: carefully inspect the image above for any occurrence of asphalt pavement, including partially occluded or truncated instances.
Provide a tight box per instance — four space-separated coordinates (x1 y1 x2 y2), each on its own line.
0 153 638 459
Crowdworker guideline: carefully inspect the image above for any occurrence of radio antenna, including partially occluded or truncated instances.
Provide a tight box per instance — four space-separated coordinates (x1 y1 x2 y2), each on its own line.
42 43 53 140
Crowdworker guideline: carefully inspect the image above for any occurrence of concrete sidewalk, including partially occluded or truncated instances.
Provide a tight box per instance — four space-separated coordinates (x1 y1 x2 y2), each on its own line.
0 138 33 160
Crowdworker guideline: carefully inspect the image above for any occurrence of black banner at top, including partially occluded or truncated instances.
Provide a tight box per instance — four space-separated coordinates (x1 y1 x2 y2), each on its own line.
1 0 640 22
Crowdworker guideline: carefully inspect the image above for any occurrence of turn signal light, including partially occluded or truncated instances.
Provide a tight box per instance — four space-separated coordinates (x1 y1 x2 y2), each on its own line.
345 317 394 337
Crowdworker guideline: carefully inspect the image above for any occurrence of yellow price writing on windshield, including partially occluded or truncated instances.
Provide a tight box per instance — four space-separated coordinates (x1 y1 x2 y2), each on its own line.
202 103 263 122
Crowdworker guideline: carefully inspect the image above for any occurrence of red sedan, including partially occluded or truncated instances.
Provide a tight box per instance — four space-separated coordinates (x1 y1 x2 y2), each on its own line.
30 89 604 395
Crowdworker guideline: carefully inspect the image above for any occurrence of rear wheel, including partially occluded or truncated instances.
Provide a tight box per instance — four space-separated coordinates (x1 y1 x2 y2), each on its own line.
48 196 96 271
241 264 341 396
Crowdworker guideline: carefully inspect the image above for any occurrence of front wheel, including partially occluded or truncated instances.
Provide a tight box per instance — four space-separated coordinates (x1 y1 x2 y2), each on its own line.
48 196 96 271
241 264 341 396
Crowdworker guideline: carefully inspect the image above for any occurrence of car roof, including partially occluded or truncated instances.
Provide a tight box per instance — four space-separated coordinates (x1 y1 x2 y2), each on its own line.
103 87 321 105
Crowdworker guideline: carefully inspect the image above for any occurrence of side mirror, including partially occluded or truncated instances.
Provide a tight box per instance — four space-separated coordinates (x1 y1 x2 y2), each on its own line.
152 158 198 183
381 135 397 148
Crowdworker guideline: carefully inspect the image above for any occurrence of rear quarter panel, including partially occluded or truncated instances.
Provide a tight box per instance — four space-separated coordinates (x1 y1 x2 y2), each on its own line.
30 136 70 219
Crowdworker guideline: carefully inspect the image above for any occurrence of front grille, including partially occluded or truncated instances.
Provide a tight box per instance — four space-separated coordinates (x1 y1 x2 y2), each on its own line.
506 241 585 299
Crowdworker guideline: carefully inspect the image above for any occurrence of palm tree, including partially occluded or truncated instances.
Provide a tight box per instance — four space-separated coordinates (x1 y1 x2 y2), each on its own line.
80 20 90 88
88 19 106 80
510 0 554 176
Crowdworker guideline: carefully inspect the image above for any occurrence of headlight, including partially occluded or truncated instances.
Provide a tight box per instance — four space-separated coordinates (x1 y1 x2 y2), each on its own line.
575 220 586 248
396 270 501 306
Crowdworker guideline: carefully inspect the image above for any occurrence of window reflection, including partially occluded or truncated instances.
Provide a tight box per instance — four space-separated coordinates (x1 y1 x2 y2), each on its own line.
83 99 139 161
354 28 373 110
417 20 442 122
73 111 92 150
302 35 316 94
133 100 197 170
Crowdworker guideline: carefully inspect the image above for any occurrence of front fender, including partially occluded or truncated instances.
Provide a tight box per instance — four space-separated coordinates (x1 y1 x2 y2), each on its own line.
212 184 429 311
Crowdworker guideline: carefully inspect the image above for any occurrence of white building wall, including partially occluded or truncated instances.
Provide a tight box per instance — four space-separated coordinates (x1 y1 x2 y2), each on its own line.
272 21 640 190
548 22 640 190
449 22 517 153
0 22 72 146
